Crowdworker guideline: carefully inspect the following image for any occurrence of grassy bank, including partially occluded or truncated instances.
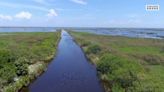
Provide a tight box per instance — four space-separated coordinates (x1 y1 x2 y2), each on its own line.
67 30 164 92
0 30 61 92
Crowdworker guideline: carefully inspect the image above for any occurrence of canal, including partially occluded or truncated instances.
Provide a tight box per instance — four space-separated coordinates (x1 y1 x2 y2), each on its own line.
20 30 105 92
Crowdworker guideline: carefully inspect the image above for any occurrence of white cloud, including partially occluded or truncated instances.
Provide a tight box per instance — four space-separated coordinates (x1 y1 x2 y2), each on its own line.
46 9 58 17
70 0 87 5
32 0 50 5
109 20 115 23
127 19 142 24
118 22 126 24
0 14 12 20
107 19 142 25
15 12 32 19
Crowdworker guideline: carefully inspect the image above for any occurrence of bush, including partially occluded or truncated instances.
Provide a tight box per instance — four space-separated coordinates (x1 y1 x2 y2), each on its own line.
0 63 16 83
39 65 46 71
142 53 164 65
30 46 45 60
96 54 148 91
9 50 23 63
85 45 100 54
0 50 10 63
81 40 91 46
160 46 164 53
96 54 122 74
14 57 29 76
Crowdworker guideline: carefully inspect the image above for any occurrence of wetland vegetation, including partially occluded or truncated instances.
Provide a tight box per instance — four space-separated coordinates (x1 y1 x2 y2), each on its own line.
67 30 164 92
1 28 164 92
0 30 61 92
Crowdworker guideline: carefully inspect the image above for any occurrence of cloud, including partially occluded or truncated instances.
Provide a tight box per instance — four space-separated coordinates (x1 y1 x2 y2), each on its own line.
109 20 115 23
118 19 142 24
0 2 49 11
70 0 87 5
0 15 12 20
15 12 32 19
46 9 57 17
32 0 50 5
125 14 139 17
107 19 142 25
127 19 141 23
55 8 72 11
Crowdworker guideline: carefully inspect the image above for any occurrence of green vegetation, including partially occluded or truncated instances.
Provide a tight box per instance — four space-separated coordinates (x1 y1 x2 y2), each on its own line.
67 30 164 91
14 57 29 76
0 30 61 91
85 45 100 54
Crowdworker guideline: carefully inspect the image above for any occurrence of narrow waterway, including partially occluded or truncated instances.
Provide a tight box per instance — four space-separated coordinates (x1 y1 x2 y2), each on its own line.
20 30 105 92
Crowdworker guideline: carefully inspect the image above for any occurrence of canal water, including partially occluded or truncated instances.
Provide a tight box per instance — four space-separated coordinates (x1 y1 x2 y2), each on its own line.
20 30 105 92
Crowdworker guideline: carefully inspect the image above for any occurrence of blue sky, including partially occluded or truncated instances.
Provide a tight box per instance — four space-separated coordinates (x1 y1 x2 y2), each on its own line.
0 0 163 28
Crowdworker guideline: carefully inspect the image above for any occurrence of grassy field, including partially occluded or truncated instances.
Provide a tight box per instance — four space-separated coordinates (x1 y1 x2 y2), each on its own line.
0 31 61 91
0 32 56 50
67 30 164 92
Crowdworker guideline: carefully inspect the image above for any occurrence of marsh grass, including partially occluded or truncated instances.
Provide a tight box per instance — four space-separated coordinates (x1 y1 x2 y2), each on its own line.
0 32 55 51
68 30 164 65
67 30 164 92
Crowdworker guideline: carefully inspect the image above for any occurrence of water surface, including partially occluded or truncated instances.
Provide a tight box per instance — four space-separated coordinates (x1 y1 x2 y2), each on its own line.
73 28 164 39
1 27 163 39
20 30 104 92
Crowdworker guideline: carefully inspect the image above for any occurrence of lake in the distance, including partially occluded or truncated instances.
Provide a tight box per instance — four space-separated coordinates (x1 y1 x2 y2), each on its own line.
0 27 164 39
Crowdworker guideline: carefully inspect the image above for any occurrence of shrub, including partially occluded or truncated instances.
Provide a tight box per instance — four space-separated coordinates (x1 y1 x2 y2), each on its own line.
85 45 100 54
142 53 164 65
81 40 91 46
14 57 29 76
96 54 147 91
112 84 125 92
96 54 122 74
9 50 23 63
0 63 16 83
39 65 46 71
160 46 164 53
0 50 10 63
30 46 45 60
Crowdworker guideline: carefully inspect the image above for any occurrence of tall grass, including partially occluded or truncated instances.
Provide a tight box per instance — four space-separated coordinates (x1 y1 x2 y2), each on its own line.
67 30 164 91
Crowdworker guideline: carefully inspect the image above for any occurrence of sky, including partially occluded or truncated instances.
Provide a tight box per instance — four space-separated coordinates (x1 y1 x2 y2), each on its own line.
0 0 163 28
